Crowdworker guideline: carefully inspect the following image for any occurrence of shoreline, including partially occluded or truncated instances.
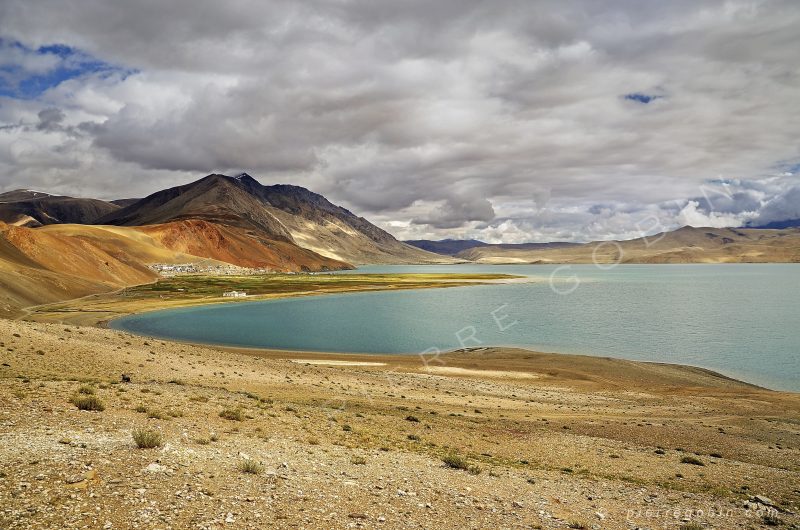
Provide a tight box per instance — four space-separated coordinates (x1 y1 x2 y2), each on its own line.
17 269 794 393
95 283 778 393
20 272 527 328
106 323 776 393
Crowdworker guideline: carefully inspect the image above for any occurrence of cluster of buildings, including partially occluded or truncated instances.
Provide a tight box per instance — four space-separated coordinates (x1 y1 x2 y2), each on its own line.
148 263 273 277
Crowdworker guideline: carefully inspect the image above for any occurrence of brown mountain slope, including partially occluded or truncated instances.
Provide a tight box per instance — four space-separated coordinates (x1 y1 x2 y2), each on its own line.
137 220 347 270
97 173 451 265
0 223 161 316
457 226 800 264
0 189 120 227
0 219 347 316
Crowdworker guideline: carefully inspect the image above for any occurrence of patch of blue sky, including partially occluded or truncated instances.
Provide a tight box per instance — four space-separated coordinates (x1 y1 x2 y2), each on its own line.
623 92 663 104
0 39 135 99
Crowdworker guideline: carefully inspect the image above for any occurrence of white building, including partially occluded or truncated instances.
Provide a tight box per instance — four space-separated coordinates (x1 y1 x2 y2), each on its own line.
222 290 248 298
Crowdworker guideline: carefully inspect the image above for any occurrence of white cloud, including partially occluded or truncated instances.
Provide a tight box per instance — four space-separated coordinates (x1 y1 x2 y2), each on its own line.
0 0 798 240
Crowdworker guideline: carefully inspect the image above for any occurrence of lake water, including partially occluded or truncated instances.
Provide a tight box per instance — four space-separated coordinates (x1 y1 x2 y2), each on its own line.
111 264 800 391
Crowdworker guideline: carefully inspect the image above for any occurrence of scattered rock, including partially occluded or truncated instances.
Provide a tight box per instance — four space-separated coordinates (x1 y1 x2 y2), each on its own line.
753 495 774 507
144 463 167 474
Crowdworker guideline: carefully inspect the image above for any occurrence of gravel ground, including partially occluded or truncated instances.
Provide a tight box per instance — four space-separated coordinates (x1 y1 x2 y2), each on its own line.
0 318 798 529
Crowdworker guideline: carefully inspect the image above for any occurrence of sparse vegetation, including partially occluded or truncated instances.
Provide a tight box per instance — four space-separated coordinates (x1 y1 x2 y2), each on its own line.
237 458 263 474
681 456 705 466
442 453 481 474
568 522 589 530
679 523 704 530
77 385 95 395
219 408 245 421
351 456 367 465
762 513 782 526
405 415 420 422
70 394 105 411
132 428 163 449
443 454 470 470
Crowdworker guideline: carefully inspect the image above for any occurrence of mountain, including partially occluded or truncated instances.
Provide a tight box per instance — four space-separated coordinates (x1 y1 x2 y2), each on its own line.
0 189 120 227
0 172 457 315
110 198 141 208
750 219 800 229
404 239 489 255
407 239 581 256
0 221 181 315
97 173 448 265
457 226 800 264
0 218 353 316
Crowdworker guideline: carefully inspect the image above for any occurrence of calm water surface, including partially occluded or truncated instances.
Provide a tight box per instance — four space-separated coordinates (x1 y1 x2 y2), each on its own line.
112 264 800 391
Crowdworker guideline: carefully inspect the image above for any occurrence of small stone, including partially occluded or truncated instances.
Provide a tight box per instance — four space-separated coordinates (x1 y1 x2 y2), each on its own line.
225 513 235 523
144 463 167 474
65 474 85 484
752 495 774 507
348 513 368 520
512 501 524 508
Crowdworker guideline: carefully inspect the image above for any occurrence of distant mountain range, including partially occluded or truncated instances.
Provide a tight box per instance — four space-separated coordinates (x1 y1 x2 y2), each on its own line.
404 239 580 256
0 174 445 267
403 239 489 255
749 219 800 229
0 189 119 226
417 226 800 264
0 173 449 315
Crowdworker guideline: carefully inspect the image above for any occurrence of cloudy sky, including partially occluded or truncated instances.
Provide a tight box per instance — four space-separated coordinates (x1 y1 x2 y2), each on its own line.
1 0 799 243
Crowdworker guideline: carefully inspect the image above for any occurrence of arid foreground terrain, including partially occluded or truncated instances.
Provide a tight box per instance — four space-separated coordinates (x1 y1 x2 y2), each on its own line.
1 318 798 529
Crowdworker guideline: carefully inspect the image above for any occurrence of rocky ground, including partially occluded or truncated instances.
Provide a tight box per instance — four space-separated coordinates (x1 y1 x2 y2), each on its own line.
0 318 798 529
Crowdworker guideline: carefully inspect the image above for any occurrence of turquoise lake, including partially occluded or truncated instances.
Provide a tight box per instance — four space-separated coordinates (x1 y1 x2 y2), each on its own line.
111 264 800 391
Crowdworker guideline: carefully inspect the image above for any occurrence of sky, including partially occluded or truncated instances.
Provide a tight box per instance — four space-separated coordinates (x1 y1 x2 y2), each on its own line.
1 0 799 243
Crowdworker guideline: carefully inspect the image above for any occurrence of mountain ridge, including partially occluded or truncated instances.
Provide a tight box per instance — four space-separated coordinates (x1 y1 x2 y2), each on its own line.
0 189 120 227
97 173 446 265
455 226 800 263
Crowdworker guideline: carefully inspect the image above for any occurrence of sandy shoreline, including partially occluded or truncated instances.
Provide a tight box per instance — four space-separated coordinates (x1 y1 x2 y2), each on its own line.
20 273 774 392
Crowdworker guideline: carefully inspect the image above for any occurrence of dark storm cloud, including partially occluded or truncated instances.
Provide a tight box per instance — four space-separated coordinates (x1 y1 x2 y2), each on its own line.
1 0 799 240
36 108 64 130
